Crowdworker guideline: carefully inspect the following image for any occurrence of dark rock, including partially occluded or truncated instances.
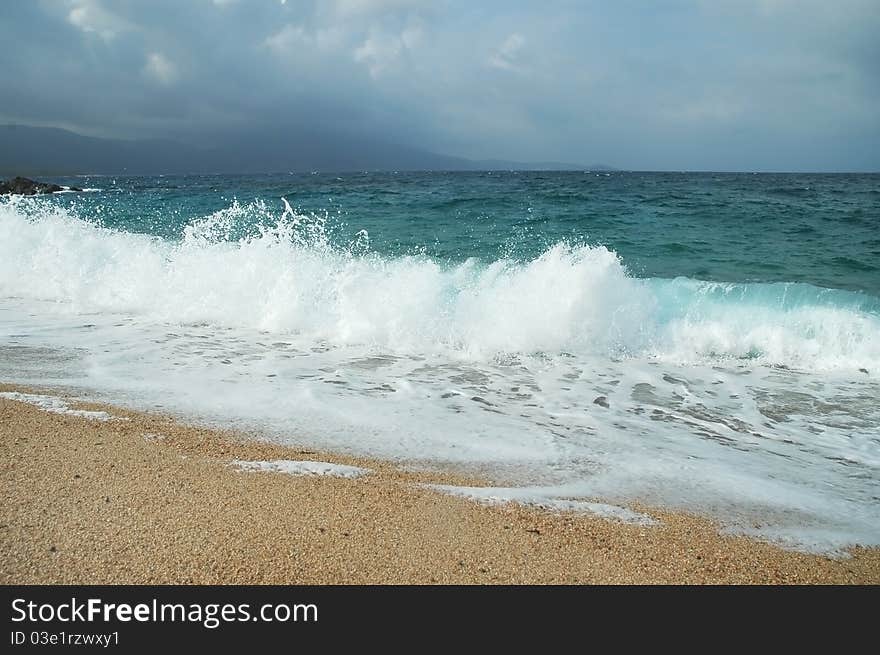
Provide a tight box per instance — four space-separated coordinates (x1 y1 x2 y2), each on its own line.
859 368 869 375
593 395 610 408
0 176 81 195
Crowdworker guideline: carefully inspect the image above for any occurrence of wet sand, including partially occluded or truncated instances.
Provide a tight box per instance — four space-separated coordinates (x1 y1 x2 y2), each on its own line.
2 384 878 584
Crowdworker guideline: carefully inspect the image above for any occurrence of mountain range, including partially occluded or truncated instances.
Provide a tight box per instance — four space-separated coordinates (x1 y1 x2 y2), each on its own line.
0 124 614 175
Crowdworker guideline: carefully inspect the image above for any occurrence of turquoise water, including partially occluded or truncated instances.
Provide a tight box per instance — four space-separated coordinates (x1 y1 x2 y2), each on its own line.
42 171 880 293
1 171 878 553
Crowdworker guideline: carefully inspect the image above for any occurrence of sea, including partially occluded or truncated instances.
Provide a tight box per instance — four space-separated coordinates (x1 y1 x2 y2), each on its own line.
1 170 878 554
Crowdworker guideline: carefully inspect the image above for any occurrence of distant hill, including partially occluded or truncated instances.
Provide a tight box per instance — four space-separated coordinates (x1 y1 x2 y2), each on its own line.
0 124 606 175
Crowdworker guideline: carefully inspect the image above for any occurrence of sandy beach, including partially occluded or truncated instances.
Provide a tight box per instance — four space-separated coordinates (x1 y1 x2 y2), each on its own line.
1 383 878 585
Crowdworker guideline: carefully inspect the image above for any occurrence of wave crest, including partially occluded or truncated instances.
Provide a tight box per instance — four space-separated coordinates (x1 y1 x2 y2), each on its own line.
1 196 878 371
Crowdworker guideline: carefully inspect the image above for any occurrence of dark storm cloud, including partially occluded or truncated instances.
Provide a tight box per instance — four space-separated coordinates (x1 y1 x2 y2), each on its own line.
2 0 878 170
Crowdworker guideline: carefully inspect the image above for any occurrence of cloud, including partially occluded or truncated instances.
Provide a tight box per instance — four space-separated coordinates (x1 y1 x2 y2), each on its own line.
265 24 311 53
1 1 877 170
354 23 422 78
488 33 526 72
66 0 131 41
143 52 178 85
265 23 344 55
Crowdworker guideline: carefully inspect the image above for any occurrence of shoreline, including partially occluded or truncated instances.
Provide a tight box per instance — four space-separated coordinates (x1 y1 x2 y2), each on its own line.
2 383 878 584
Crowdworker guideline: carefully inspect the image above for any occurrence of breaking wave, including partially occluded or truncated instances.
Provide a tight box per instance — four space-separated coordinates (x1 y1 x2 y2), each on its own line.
2 196 878 373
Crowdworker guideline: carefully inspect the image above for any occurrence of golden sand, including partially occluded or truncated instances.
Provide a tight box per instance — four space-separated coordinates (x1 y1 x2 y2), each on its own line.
1 383 878 584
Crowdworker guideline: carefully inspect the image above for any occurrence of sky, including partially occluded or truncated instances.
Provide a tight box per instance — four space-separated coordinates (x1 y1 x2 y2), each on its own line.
2 0 878 171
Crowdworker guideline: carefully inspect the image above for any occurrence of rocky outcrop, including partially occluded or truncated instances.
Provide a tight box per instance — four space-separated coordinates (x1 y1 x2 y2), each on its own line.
0 176 82 195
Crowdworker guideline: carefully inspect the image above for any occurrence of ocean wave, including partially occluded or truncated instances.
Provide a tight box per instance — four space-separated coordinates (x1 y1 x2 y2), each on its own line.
2 196 878 372
54 187 102 194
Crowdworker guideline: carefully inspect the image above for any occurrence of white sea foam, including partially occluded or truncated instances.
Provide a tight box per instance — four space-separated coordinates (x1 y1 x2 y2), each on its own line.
232 459 370 478
425 483 657 525
0 196 877 371
0 391 116 421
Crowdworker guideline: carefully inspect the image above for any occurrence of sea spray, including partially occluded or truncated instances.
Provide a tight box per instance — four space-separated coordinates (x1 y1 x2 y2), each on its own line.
2 197 877 371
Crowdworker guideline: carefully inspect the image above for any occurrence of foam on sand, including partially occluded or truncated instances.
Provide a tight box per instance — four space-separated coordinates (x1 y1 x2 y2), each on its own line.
426 483 657 525
231 459 371 478
0 391 118 421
